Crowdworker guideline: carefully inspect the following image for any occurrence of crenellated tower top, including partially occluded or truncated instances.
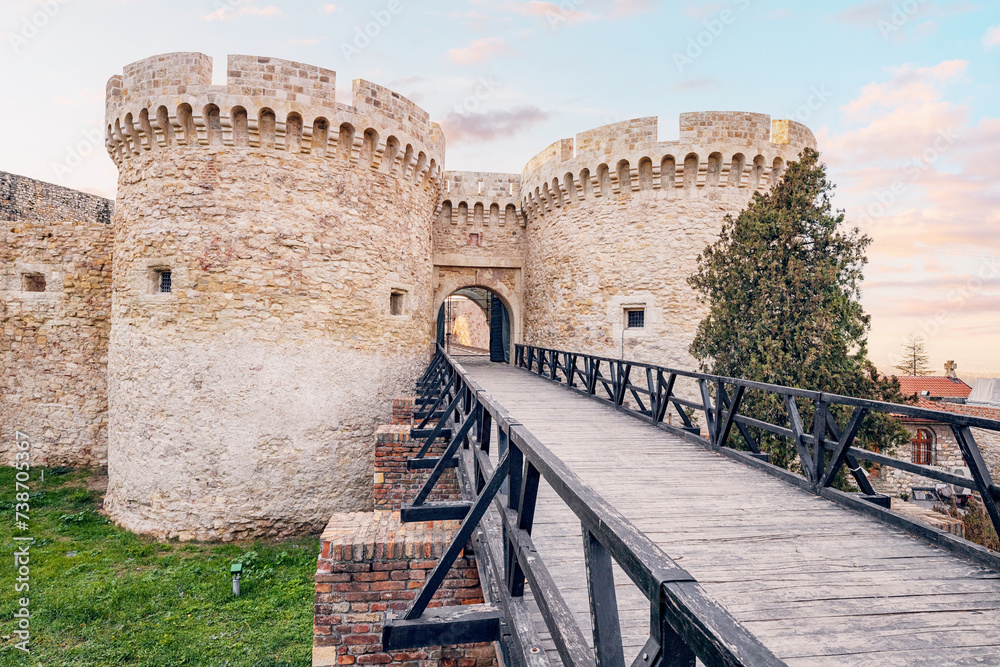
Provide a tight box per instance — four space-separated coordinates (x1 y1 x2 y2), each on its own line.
105 52 445 188
517 112 816 218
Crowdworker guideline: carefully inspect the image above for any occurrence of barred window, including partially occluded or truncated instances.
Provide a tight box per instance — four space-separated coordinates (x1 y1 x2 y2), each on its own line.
158 270 172 293
911 428 933 465
626 308 645 328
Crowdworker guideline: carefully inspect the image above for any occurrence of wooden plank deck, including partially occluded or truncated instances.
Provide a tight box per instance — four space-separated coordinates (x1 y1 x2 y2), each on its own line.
457 356 1000 666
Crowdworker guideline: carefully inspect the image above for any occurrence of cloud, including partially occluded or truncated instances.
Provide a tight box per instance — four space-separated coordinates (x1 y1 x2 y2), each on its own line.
684 1 728 20
612 0 657 16
439 106 549 143
503 0 596 24
448 37 510 64
824 60 1000 371
323 3 337 12
202 3 284 21
841 60 967 122
828 0 978 27
828 0 891 25
985 25 1000 48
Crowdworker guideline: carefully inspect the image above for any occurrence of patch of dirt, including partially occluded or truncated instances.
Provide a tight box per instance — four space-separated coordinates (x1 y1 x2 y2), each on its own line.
86 471 108 493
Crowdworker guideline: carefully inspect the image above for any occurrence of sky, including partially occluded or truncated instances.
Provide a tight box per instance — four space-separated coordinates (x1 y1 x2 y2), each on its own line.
1 0 997 378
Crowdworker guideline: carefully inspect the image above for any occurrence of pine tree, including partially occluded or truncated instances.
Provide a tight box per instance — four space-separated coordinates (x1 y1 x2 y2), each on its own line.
893 334 932 377
688 148 909 472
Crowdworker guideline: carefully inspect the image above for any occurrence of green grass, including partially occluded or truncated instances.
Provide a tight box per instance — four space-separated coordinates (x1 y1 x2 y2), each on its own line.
0 466 317 666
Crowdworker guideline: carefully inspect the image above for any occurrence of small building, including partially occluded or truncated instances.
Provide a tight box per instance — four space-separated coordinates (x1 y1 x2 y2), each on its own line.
872 364 1000 497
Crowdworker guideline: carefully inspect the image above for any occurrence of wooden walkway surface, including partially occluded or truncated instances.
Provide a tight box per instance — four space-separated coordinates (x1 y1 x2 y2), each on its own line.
458 356 1000 666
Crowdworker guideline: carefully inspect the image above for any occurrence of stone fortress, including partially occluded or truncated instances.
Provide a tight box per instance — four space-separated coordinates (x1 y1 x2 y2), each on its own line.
1 52 815 541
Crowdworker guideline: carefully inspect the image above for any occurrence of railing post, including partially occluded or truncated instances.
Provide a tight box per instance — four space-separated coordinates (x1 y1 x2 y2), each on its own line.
952 425 1000 538
698 379 715 445
785 395 814 483
811 399 829 488
583 529 626 667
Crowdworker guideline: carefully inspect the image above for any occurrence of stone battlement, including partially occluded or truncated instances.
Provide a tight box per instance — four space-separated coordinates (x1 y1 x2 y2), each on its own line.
518 112 816 217
437 171 523 227
105 52 444 188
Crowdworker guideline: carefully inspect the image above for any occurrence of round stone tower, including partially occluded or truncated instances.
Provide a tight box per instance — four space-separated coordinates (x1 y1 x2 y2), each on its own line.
104 53 443 540
518 113 816 370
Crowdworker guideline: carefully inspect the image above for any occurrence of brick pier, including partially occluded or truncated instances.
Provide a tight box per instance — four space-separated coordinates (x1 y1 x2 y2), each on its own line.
313 398 498 667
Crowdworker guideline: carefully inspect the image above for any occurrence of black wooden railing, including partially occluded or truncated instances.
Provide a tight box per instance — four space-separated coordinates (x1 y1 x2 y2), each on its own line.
384 346 782 666
514 344 1000 551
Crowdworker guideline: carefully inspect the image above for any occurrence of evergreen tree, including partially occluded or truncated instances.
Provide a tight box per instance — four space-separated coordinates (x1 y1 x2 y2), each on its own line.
893 334 932 377
688 148 909 473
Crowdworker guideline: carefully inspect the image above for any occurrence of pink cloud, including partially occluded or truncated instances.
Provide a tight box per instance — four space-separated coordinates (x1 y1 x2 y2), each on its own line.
842 60 967 121
985 25 1000 48
612 0 657 16
503 0 596 23
439 106 549 143
448 37 510 64
202 3 284 21
825 60 1000 374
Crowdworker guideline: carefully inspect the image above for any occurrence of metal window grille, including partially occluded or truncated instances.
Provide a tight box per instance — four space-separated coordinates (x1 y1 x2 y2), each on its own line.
159 270 172 293
911 429 933 465
626 309 644 328
24 274 46 292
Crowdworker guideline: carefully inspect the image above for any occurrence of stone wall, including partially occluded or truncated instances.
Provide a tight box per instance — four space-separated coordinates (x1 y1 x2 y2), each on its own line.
104 53 441 541
314 511 497 667
518 113 815 371
0 172 113 467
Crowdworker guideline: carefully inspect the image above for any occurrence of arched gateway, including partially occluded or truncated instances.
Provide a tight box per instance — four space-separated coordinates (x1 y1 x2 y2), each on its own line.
436 287 512 362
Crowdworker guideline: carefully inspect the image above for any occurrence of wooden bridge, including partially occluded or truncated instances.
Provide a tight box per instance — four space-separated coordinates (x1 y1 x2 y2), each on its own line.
382 346 1000 666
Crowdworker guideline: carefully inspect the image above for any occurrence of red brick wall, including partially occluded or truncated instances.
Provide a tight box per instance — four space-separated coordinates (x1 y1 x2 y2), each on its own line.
314 511 497 667
391 397 415 425
374 425 461 511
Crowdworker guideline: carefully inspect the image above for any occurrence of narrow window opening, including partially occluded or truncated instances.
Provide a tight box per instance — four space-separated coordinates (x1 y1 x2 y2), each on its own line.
23 274 46 292
625 308 645 329
468 233 481 247
390 290 405 316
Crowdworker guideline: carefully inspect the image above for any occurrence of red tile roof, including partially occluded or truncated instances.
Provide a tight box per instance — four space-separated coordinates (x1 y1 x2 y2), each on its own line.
912 398 1000 422
897 376 972 399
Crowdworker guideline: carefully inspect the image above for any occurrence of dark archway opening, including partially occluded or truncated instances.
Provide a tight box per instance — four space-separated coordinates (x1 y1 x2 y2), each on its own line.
436 287 510 363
